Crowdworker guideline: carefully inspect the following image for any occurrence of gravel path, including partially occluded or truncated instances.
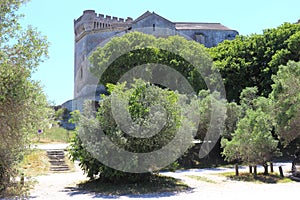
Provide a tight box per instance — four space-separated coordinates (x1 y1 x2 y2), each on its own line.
28 144 299 200
29 161 299 200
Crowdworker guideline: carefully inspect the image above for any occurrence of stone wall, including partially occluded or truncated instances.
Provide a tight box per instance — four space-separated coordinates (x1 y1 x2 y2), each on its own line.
178 29 237 47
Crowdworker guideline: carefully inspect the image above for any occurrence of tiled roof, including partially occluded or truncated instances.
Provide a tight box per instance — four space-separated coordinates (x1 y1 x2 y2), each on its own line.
175 22 233 30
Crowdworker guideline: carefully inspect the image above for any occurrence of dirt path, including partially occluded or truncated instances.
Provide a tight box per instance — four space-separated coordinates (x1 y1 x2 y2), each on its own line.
29 161 299 200
29 145 299 199
29 169 89 200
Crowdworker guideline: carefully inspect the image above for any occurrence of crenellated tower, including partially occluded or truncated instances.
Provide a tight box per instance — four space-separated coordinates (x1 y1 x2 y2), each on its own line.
73 10 133 110
74 10 133 43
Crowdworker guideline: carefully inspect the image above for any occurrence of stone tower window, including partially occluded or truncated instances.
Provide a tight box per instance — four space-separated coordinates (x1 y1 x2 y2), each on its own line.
80 66 83 80
153 24 155 31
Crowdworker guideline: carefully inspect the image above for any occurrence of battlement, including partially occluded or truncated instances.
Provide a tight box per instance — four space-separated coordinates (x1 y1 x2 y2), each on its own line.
74 10 133 41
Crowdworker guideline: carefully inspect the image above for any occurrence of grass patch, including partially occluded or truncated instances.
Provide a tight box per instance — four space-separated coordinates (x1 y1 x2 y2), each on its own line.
19 149 50 177
37 127 75 143
75 174 189 195
186 175 217 184
220 172 294 184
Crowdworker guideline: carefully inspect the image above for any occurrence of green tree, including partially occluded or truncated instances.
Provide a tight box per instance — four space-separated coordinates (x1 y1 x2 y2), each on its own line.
194 90 227 141
183 90 227 166
222 102 242 140
221 90 280 174
89 31 219 94
0 0 49 195
69 80 196 182
84 31 228 170
210 22 300 102
220 87 256 143
271 61 300 146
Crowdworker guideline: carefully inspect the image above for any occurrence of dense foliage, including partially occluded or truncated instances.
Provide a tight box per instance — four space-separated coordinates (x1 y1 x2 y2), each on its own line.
69 80 197 182
222 60 300 169
221 88 281 167
89 32 221 94
271 61 300 147
210 22 300 102
0 0 49 195
215 22 300 170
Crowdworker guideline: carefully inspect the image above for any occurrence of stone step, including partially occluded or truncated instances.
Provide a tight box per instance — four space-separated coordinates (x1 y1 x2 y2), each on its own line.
50 165 70 172
49 160 66 165
46 149 70 172
47 151 65 155
47 155 65 160
47 154 65 158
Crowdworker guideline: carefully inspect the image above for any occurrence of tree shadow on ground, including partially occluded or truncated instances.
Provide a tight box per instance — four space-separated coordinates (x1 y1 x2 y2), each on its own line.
63 175 191 198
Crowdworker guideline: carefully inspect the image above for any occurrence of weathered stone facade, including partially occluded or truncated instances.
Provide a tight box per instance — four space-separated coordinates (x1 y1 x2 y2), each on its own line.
73 10 238 111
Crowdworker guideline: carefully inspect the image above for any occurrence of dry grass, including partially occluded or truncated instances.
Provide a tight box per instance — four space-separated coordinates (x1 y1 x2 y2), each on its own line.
186 175 217 183
219 172 294 184
0 150 50 199
19 149 75 176
19 149 50 177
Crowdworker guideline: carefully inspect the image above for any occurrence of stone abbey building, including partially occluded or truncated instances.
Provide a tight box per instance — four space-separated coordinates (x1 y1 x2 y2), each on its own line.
70 10 238 111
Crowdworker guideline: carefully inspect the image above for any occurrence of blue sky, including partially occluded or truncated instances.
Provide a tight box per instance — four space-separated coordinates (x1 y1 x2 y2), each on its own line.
19 0 300 105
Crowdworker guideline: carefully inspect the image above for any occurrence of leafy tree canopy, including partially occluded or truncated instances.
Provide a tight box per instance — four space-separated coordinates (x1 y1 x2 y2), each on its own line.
270 61 300 146
69 79 197 182
89 32 221 94
221 91 280 166
210 22 300 102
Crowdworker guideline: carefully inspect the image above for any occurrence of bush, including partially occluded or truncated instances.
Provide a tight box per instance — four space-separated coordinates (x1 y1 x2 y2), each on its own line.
68 80 196 182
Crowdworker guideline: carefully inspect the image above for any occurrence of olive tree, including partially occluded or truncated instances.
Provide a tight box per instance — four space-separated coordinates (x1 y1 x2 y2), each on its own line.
69 80 197 182
0 0 49 195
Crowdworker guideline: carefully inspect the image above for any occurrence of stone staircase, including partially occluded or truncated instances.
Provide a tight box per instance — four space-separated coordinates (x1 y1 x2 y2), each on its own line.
46 149 70 172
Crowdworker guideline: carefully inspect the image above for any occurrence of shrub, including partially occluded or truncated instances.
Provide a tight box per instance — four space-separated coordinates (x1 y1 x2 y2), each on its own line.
69 80 196 182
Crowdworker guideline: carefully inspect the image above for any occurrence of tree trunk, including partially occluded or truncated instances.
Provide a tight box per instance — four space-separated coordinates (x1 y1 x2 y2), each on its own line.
249 165 253 173
263 163 268 175
279 166 284 178
270 162 274 173
235 164 239 176
253 166 257 177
